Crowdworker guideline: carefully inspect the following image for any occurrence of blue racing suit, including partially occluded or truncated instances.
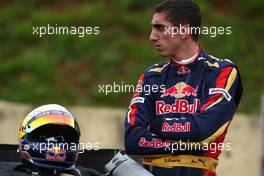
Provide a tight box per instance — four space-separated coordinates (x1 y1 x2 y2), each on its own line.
124 50 243 176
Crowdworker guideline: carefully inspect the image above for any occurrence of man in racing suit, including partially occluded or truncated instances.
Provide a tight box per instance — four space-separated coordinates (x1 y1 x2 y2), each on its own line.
124 0 243 176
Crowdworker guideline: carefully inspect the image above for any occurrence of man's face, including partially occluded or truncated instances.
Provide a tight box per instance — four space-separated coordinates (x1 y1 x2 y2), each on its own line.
149 12 181 57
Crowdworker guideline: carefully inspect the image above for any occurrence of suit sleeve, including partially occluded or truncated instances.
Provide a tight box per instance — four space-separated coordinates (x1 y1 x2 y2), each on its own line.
124 73 172 155
150 66 243 143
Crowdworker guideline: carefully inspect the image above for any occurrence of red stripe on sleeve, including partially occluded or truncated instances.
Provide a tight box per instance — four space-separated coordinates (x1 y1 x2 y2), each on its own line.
200 67 233 112
130 104 138 127
133 73 145 99
130 73 145 127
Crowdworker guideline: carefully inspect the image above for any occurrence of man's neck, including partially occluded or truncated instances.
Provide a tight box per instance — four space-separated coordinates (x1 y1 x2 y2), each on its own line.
172 41 200 61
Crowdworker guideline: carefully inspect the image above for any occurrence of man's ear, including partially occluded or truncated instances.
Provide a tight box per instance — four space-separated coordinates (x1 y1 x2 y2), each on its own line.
179 24 191 40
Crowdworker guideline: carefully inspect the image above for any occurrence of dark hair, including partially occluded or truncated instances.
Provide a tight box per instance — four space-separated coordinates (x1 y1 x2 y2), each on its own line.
154 0 201 41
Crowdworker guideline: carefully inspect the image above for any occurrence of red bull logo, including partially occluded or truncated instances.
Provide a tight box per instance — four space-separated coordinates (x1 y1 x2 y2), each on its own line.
161 122 191 132
138 137 171 148
161 82 197 99
45 147 66 161
156 99 200 115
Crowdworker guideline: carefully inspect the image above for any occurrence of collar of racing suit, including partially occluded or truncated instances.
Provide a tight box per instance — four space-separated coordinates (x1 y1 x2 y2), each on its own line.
171 52 199 65
170 45 203 67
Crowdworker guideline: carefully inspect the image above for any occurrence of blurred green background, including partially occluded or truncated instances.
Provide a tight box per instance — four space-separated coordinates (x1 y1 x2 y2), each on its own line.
0 0 263 114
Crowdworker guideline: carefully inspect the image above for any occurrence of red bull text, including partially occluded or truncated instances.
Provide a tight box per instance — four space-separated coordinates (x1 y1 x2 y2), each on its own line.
161 122 191 132
156 99 200 115
138 137 171 148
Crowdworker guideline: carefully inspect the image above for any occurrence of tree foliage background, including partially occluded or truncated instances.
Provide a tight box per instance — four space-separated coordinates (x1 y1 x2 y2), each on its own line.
0 0 263 114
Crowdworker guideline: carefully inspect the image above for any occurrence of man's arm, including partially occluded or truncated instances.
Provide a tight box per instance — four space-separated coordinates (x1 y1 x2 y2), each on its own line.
149 66 243 143
125 73 171 155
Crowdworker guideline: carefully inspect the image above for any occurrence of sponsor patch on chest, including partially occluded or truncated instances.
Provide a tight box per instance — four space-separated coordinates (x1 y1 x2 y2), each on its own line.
156 99 200 115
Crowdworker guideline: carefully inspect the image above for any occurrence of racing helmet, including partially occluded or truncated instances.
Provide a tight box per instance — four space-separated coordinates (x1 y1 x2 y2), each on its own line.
17 104 81 172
